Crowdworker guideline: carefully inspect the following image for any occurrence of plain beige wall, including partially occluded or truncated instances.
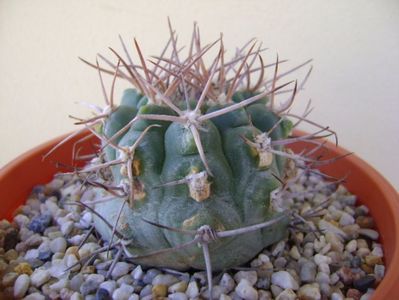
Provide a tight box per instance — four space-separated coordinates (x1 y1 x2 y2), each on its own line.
0 0 398 190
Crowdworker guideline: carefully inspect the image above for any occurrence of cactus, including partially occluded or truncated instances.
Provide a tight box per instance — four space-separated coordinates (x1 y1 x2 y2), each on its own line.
50 23 340 294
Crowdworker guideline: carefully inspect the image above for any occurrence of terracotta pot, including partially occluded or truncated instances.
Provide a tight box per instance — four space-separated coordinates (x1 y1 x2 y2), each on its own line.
0 130 398 299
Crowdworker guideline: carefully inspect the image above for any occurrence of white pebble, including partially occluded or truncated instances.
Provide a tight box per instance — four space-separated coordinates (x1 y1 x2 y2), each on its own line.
318 220 348 239
372 245 383 257
289 246 301 260
23 292 46 300
128 294 140 300
14 274 30 298
315 272 330 284
30 269 50 287
50 237 67 253
325 232 344 252
275 288 297 300
331 292 344 300
272 241 286 256
330 273 340 285
345 240 357 253
80 212 93 228
49 278 69 291
99 280 117 294
359 228 379 240
168 281 188 293
68 234 85 246
318 262 330 274
234 270 258 286
314 254 332 266
298 283 321 300
185 281 199 298
220 273 235 293
271 284 283 298
320 243 332 255
61 221 74 235
152 274 179 286
70 291 84 300
259 254 270 263
219 294 232 300
374 264 385 281
49 259 68 279
131 265 144 280
25 249 39 260
25 234 43 247
360 289 375 300
235 279 258 300
339 212 355 226
271 271 299 290
45 198 60 217
112 283 134 300
111 262 130 279
65 254 80 272
87 273 105 285
14 214 30 228
314 237 326 252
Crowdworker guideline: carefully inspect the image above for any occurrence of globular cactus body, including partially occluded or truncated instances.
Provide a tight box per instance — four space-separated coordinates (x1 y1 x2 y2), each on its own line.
94 89 291 271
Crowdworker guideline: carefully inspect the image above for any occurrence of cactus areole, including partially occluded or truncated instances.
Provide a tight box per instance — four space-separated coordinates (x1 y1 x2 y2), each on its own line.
60 24 333 275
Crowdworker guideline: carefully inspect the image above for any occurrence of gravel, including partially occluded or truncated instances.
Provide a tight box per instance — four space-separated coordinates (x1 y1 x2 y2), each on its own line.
0 169 386 299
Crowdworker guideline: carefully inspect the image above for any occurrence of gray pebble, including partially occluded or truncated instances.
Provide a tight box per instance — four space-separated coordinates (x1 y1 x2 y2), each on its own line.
274 257 287 269
95 288 111 300
353 275 376 292
28 214 52 234
300 261 317 283
255 277 270 290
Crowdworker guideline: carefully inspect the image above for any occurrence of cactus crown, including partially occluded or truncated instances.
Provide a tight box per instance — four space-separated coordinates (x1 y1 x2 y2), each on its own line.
48 22 344 296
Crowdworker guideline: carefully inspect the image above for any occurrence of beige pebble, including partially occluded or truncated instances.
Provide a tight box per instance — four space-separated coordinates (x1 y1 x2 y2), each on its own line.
152 284 168 297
